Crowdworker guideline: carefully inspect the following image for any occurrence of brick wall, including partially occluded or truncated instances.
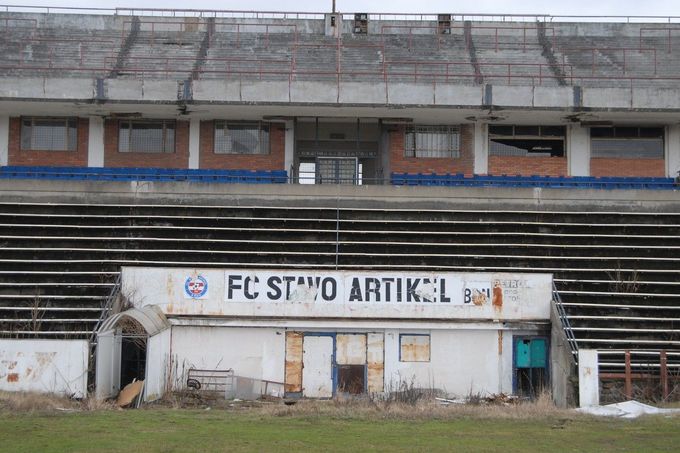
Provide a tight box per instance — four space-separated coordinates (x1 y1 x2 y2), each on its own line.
199 121 285 170
8 117 89 167
103 119 190 168
590 158 665 177
389 125 474 175
488 156 568 177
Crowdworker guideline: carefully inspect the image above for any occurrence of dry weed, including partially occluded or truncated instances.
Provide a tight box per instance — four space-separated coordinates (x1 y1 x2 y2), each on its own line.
0 391 116 414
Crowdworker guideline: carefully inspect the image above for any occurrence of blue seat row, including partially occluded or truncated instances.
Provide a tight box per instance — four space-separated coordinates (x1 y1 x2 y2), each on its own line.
391 173 677 190
0 166 289 184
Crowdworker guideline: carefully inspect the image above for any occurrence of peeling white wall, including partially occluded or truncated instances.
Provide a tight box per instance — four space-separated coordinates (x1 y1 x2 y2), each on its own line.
0 339 88 397
87 116 105 167
473 122 488 175
145 328 171 401
188 118 200 170
666 124 680 178
568 124 590 177
578 349 599 407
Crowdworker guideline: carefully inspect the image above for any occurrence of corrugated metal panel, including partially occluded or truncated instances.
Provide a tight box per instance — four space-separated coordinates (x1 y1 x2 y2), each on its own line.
367 333 384 393
336 334 366 365
284 331 303 393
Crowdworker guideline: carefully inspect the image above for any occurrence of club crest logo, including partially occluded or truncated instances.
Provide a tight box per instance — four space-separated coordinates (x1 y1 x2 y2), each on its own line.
184 275 208 299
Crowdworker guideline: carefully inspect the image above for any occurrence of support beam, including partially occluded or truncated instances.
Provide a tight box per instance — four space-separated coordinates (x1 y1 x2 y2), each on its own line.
624 350 632 400
0 115 8 166
473 122 488 175
568 124 590 176
666 124 680 178
188 118 200 170
87 117 104 168
660 350 669 401
284 119 295 181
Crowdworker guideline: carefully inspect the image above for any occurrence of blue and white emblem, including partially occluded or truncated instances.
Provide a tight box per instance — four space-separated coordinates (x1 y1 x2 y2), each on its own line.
184 275 208 299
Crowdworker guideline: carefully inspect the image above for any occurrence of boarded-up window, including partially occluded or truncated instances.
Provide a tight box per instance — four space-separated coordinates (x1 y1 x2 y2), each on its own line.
214 121 270 154
399 334 430 362
21 117 77 151
405 126 460 158
119 120 175 153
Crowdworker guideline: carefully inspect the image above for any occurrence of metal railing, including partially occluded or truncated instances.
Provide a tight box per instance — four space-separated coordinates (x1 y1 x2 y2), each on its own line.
553 282 580 364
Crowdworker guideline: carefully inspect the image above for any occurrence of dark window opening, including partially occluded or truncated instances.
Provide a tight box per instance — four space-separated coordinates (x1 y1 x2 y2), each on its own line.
21 117 77 151
514 337 548 399
405 125 460 158
119 120 175 153
337 365 365 394
591 127 664 159
214 121 270 155
516 367 547 397
489 125 566 157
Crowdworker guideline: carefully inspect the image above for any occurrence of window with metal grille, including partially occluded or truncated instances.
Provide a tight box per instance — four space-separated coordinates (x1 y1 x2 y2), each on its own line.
214 121 270 154
489 125 566 157
591 127 664 159
21 117 77 151
118 120 175 153
404 126 460 158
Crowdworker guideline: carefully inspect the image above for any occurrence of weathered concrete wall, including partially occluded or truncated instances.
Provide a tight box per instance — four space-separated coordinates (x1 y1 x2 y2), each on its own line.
0 339 88 397
568 124 590 177
578 349 599 407
87 117 105 167
0 115 8 166
550 304 576 408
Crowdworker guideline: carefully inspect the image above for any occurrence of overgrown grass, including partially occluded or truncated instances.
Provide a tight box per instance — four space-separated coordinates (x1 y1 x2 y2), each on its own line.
1 392 679 452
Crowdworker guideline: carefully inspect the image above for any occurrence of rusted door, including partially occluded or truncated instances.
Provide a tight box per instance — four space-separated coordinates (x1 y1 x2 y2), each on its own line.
302 336 333 398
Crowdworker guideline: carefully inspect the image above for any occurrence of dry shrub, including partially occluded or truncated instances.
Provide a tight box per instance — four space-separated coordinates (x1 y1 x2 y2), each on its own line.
0 391 116 414
259 390 572 421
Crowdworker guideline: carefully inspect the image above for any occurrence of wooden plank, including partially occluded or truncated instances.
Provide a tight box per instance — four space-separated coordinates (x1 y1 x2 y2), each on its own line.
284 331 303 393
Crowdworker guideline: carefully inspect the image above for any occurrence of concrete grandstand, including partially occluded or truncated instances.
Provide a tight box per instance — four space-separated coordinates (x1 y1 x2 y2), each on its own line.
0 6 679 405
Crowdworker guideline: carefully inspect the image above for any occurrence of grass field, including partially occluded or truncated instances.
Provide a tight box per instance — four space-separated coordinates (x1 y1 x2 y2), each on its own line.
1 400 679 453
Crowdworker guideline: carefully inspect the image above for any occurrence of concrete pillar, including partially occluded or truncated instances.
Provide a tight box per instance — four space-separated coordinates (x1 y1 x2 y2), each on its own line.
0 115 8 166
87 117 105 167
578 349 599 407
284 120 294 181
473 122 488 175
568 124 590 176
666 124 680 178
188 118 200 169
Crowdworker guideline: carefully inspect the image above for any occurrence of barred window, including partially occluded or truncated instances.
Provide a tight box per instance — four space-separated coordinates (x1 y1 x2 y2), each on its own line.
118 120 175 153
591 127 664 159
214 121 270 154
405 126 460 158
21 117 77 151
489 125 565 157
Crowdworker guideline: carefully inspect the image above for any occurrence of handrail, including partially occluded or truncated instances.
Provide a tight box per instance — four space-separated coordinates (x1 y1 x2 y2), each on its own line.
553 282 580 364
89 272 120 344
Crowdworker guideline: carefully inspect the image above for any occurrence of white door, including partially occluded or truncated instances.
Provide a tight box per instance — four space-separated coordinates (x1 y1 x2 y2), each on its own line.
302 336 333 398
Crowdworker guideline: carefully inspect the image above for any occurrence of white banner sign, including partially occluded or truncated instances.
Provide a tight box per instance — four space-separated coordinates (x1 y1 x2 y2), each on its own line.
222 270 511 306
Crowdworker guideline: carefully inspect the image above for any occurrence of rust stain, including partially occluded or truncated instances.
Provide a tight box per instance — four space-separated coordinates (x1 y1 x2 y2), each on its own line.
472 290 487 306
336 334 366 365
367 333 384 393
492 281 503 310
25 367 33 379
35 352 56 367
6 361 17 370
497 330 503 356
284 331 303 393
400 335 430 362
7 373 19 383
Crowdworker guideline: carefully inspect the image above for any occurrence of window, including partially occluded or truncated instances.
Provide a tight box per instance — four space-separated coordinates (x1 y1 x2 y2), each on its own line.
21 117 77 151
405 126 460 158
214 121 270 154
118 120 175 153
591 127 664 159
489 125 566 157
399 334 430 362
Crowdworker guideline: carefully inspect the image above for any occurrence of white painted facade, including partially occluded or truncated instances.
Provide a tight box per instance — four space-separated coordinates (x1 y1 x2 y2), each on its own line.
104 267 554 400
0 339 88 397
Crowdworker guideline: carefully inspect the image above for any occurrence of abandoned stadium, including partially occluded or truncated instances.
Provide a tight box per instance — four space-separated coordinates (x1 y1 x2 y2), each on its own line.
0 6 679 407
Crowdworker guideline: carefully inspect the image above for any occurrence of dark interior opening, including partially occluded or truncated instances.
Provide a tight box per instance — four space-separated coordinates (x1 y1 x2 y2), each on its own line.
515 368 546 397
120 337 146 389
337 365 365 394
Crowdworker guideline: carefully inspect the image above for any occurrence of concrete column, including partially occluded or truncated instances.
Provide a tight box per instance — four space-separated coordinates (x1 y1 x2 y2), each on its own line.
578 349 599 407
87 117 105 167
0 115 8 166
568 124 590 176
666 124 680 178
473 122 488 175
284 120 294 181
188 118 200 169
